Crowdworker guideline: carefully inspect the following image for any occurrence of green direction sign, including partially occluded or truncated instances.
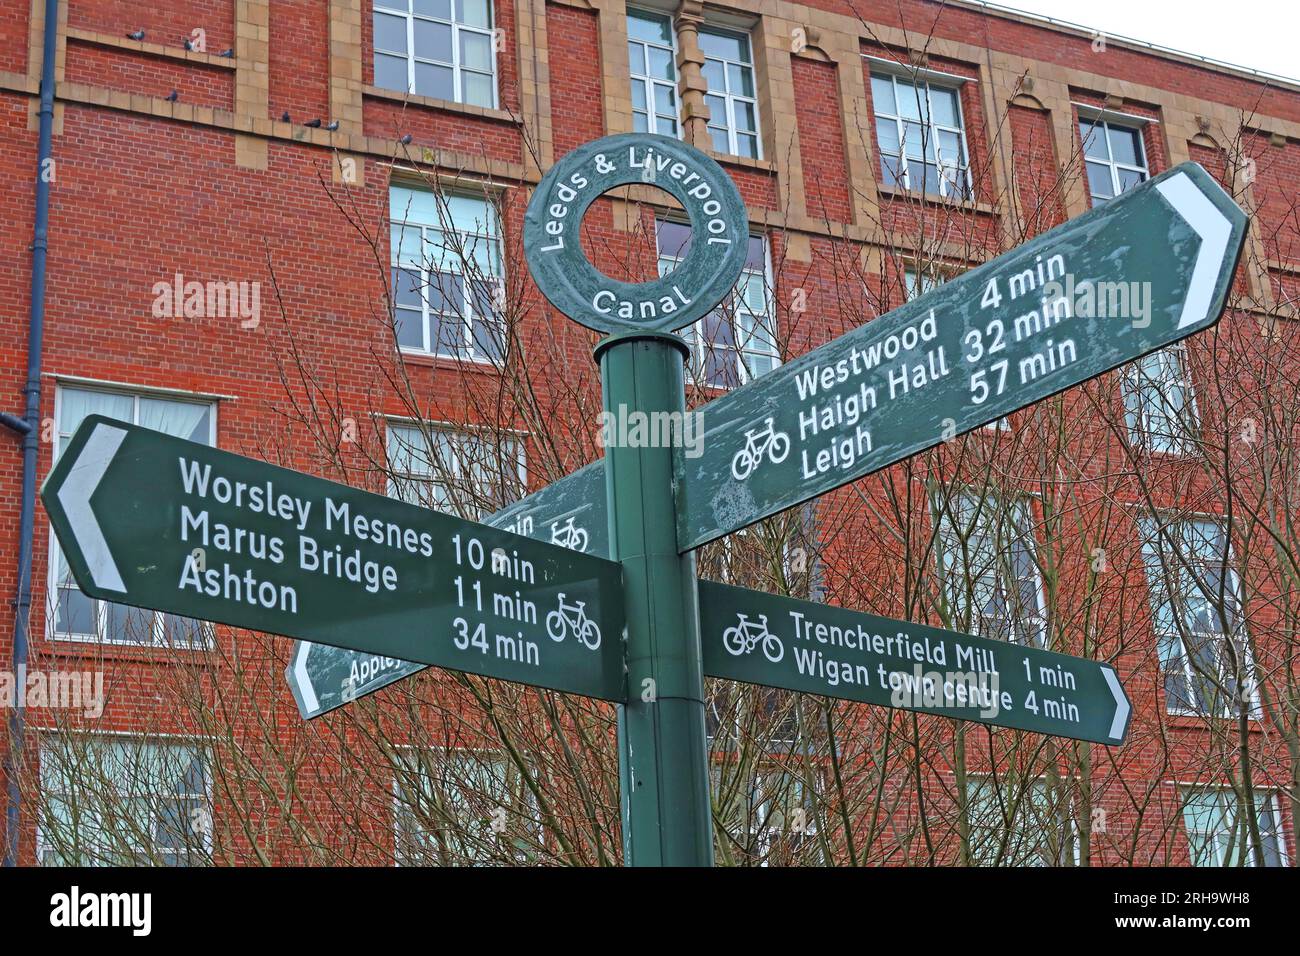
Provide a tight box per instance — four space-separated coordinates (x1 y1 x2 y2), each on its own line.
523 133 749 335
297 459 1131 744
41 417 626 703
676 162 1248 550
700 581 1130 744
288 463 609 718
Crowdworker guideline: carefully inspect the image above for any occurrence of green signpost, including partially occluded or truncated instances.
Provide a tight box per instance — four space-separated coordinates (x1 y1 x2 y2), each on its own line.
288 463 608 718
41 417 625 702
675 163 1248 549
43 130 1249 867
700 581 1129 744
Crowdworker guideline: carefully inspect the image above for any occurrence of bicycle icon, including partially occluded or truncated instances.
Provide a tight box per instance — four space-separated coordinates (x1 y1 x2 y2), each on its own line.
722 613 784 663
546 593 601 650
549 516 589 552
731 417 791 481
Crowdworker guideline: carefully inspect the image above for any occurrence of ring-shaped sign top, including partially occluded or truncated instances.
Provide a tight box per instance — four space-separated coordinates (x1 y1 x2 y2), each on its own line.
524 133 750 335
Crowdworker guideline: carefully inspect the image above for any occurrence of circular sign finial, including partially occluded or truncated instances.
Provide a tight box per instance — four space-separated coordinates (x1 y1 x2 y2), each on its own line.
524 133 749 335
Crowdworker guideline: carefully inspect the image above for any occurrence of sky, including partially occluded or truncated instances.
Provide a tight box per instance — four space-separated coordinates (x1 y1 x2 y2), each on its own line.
980 0 1300 82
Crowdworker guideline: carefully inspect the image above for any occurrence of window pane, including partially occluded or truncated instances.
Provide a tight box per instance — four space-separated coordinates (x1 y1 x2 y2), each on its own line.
415 0 452 17
727 63 754 97
709 127 730 153
374 13 409 53
902 120 926 160
1080 120 1107 159
870 74 895 114
699 29 744 63
460 31 492 71
414 61 455 99
628 10 672 45
414 20 453 62
736 133 759 159
1108 125 1142 166
733 100 757 133
702 60 725 92
1117 167 1145 193
59 389 134 441
1085 161 1113 200
463 71 494 107
929 86 959 126
630 79 646 111
875 117 900 155
375 53 409 92
457 0 491 29
654 84 676 115
896 80 924 120
649 47 674 81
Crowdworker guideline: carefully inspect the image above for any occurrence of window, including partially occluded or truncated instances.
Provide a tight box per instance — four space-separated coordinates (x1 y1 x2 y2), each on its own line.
628 10 679 137
373 0 496 108
1122 345 1198 455
933 490 1047 646
1181 787 1286 867
49 387 214 646
904 266 940 302
871 72 971 200
391 186 504 362
38 736 211 866
1140 516 1254 717
393 749 537 865
710 763 823 866
1080 117 1148 205
700 27 760 159
657 221 777 388
965 777 1080 866
387 420 524 518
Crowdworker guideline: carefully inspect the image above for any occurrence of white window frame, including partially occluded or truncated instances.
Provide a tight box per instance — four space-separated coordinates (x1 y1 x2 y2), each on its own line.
1140 514 1257 719
871 70 972 201
390 187 505 364
1180 785 1289 867
373 0 499 109
386 418 525 519
47 385 217 648
391 746 538 866
965 774 1082 867
699 25 762 159
37 732 213 867
656 220 778 389
627 9 680 137
1122 343 1199 456
1078 113 1149 206
932 489 1048 647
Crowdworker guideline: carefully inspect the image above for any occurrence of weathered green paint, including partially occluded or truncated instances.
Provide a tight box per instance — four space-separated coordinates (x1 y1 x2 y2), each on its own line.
676 163 1249 550
42 416 626 702
700 581 1131 744
523 133 749 335
287 462 609 718
599 333 713 867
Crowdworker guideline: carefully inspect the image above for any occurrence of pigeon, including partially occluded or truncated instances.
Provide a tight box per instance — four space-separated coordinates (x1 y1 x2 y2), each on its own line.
183 37 195 51
218 48 234 58
304 118 322 128
325 120 339 131
127 29 145 41
280 111 291 123
165 90 179 103
399 134 413 145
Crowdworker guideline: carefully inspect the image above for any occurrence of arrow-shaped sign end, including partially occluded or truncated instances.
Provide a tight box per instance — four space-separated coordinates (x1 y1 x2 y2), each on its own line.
56 421 129 595
1102 665 1131 745
1155 168 1239 331
287 641 320 719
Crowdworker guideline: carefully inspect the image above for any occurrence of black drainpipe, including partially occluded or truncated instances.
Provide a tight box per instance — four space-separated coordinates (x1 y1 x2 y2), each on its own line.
4 0 60 868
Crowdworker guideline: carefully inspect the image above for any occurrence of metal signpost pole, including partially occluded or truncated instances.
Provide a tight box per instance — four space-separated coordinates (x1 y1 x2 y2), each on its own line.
524 133 755 866
597 332 713 867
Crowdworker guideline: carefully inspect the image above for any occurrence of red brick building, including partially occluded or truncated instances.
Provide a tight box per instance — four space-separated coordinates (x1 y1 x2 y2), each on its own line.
1 0 1297 866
